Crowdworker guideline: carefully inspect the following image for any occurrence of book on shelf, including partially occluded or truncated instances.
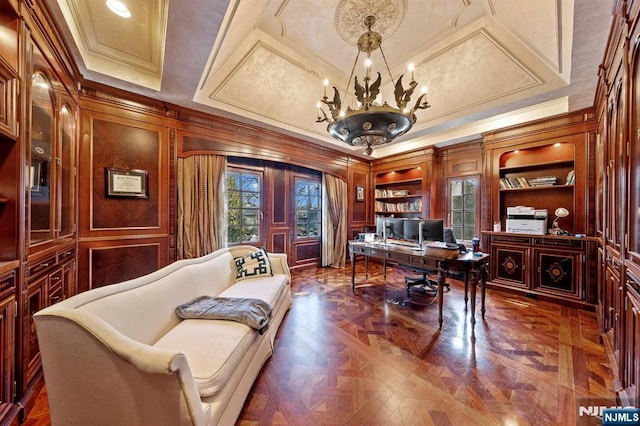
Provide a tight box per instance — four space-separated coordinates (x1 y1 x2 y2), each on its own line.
528 176 557 186
375 198 422 212
565 170 575 185
374 188 419 198
499 176 531 189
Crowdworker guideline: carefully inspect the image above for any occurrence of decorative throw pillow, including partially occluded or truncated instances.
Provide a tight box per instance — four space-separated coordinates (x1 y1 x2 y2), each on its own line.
234 249 273 281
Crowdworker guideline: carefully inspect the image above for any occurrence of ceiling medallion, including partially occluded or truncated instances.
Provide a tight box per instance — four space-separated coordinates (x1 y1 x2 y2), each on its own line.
316 12 430 156
335 0 406 46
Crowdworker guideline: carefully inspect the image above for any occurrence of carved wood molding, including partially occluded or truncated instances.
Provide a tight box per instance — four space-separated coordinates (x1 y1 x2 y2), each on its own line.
482 108 596 146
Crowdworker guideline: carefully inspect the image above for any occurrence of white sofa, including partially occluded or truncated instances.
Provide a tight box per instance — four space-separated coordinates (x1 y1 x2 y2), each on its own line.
34 246 292 426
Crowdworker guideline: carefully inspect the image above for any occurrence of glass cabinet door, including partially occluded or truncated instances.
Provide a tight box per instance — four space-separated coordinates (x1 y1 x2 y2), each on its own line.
29 72 54 244
58 103 74 237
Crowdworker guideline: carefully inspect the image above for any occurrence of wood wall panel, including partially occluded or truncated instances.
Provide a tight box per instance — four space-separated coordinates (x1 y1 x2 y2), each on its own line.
350 171 368 222
178 117 351 181
271 232 286 253
294 242 320 265
91 119 160 229
272 167 286 224
82 241 165 290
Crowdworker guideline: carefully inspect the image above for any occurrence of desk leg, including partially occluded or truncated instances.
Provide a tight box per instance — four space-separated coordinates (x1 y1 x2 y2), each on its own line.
383 259 387 281
351 251 356 292
469 268 479 328
365 256 369 280
481 263 488 319
464 272 469 310
437 264 445 329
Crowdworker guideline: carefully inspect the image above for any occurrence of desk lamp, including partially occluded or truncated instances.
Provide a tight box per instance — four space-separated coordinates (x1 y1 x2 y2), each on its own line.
551 207 569 235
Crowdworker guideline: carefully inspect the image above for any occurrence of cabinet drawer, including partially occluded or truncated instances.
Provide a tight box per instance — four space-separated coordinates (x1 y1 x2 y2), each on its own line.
48 281 63 305
59 247 75 262
0 270 16 300
533 238 584 249
27 254 57 278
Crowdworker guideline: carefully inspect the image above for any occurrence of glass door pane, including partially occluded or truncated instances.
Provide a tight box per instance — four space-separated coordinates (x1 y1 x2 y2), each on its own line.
59 104 74 237
29 72 54 244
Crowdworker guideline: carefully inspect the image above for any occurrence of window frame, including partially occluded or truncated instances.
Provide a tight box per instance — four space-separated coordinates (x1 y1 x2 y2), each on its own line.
226 166 264 246
293 176 322 241
446 175 480 243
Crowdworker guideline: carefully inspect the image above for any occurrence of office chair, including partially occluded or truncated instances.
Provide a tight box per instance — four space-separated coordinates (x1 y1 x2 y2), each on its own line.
405 227 461 297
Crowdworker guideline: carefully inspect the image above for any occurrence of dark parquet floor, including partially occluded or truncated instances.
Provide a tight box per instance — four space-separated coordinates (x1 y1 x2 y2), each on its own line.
25 262 617 426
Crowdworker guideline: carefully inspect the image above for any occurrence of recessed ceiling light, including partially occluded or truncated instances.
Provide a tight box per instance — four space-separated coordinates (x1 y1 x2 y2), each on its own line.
106 0 131 18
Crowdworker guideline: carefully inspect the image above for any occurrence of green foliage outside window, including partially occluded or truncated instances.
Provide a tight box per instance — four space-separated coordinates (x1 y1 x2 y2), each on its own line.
296 180 321 238
227 171 261 243
450 178 478 241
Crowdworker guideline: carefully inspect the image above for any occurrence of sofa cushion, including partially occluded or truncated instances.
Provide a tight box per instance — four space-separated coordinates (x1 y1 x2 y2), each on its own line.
153 319 257 397
219 274 288 307
234 249 272 281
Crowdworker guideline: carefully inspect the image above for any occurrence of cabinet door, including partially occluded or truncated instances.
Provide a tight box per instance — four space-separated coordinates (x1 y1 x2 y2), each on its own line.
0 296 15 408
23 278 45 388
57 100 75 238
603 258 623 366
490 243 530 289
62 260 76 300
623 278 640 406
28 70 55 245
532 248 583 300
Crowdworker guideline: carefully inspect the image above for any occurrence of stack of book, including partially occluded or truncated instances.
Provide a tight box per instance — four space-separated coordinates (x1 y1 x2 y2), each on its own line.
528 176 557 187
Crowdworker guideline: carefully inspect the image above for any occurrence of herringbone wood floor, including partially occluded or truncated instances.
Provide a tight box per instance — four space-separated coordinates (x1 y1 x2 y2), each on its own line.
25 262 616 425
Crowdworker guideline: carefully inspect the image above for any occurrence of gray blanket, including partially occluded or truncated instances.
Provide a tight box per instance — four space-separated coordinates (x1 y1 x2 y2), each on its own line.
176 296 273 335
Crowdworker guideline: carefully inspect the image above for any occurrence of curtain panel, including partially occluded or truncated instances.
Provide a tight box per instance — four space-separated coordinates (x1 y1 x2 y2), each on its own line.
177 155 227 259
322 173 348 268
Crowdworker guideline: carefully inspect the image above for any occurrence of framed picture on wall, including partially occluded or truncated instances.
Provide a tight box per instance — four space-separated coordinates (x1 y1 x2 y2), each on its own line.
356 185 365 202
105 167 149 198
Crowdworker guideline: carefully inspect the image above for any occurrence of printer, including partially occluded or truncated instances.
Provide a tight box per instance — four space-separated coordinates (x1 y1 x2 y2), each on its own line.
506 206 548 235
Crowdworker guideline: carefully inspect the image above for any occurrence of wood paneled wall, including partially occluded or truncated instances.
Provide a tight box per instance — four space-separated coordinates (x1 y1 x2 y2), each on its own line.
77 86 173 291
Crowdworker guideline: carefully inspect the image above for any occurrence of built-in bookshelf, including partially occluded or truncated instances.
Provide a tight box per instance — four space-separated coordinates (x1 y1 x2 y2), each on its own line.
497 143 576 233
374 168 423 217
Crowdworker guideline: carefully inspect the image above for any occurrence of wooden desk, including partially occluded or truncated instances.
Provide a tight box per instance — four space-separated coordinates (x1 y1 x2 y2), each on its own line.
349 241 490 329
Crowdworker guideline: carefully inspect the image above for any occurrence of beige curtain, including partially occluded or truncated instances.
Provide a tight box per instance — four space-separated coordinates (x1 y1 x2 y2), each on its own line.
322 173 348 268
177 155 227 259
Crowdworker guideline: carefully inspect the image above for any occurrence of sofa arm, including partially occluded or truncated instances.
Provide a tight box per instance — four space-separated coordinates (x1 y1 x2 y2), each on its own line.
268 252 290 283
34 308 211 425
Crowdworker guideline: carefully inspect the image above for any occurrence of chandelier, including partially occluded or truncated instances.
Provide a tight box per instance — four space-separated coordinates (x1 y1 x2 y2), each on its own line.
316 14 430 155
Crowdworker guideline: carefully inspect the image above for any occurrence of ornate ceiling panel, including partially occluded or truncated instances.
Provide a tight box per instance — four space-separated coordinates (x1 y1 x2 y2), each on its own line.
50 0 613 157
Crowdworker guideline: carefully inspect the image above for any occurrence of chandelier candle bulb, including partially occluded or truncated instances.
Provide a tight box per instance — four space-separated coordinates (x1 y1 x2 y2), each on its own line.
408 63 415 81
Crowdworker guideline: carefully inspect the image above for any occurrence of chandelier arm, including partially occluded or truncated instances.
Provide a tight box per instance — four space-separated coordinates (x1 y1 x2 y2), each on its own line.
343 50 361 105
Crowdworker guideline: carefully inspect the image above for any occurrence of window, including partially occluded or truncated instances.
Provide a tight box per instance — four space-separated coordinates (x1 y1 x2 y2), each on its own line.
295 179 321 238
227 169 261 244
449 177 479 241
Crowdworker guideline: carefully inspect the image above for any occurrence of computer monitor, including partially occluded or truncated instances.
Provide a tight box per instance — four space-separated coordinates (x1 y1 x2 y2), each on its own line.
403 219 444 242
375 217 404 239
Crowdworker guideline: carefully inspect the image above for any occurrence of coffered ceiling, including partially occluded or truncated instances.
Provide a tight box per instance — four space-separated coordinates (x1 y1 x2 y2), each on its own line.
50 0 613 158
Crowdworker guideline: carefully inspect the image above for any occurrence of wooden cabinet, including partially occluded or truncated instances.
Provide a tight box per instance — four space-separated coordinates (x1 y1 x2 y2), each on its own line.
374 167 423 218
20 245 76 398
622 272 640 406
486 232 597 308
483 112 595 242
0 264 17 423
